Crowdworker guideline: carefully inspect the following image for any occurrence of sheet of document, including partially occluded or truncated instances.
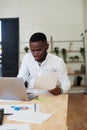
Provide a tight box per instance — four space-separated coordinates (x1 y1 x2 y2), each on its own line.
0 104 39 114
27 88 49 94
8 111 52 124
0 124 30 130
33 72 58 90
0 99 22 102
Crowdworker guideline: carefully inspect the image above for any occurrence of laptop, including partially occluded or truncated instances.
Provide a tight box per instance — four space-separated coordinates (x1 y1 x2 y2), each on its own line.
0 77 38 101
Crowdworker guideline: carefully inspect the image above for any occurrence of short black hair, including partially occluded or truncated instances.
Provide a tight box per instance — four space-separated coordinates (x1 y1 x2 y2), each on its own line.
29 32 47 43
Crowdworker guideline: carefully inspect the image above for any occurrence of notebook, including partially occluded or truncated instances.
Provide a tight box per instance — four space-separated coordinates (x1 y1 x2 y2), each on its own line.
0 77 38 101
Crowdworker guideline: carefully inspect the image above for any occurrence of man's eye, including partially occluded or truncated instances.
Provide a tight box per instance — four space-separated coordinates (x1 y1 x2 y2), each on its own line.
37 49 41 51
31 50 41 53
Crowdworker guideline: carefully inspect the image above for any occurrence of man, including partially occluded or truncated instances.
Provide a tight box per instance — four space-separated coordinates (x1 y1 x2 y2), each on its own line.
17 32 71 95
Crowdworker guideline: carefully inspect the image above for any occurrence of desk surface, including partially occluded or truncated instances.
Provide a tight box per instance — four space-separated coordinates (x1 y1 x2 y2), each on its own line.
0 94 68 130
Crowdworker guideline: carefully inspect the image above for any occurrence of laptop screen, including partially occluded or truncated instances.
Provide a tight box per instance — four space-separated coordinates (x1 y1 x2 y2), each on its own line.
0 77 28 101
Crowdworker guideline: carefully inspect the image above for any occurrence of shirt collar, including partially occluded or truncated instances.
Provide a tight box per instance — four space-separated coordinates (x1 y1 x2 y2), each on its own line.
31 52 49 65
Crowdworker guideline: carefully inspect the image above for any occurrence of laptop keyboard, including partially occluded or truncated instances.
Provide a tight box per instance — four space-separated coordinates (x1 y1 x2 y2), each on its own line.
27 94 38 100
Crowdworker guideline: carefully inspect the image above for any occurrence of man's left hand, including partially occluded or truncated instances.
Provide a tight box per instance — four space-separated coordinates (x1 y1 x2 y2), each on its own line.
48 87 62 95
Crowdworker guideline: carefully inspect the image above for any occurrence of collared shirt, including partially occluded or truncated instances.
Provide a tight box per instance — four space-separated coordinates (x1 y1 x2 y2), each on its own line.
17 52 71 92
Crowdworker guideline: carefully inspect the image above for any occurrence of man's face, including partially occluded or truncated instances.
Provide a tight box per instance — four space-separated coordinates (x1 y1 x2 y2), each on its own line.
30 41 48 62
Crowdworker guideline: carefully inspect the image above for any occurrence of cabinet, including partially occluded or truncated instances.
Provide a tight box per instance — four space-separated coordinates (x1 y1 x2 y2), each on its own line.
50 37 86 87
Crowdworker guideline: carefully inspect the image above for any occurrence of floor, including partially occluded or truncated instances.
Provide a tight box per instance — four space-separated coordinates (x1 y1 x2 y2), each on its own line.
67 93 87 130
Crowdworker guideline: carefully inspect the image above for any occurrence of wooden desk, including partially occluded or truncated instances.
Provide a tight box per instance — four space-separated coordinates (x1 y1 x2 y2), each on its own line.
1 94 68 130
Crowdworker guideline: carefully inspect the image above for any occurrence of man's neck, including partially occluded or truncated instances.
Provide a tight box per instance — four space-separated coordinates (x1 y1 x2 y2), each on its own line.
38 52 47 63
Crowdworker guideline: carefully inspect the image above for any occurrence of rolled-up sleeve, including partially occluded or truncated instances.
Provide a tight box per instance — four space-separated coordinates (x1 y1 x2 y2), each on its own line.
17 55 29 82
56 58 71 92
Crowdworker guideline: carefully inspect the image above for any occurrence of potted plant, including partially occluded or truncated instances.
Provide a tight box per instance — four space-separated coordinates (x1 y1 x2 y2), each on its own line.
69 56 74 62
80 47 85 61
76 75 83 86
54 47 59 56
61 48 67 63
74 55 79 62
24 46 29 53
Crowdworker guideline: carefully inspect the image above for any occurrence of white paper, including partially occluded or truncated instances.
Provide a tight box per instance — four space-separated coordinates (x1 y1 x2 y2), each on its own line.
0 104 39 114
0 124 30 130
8 111 52 124
0 99 22 102
33 72 58 90
27 88 49 94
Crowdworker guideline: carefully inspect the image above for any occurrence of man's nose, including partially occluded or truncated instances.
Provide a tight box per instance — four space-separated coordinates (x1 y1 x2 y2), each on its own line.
33 51 39 57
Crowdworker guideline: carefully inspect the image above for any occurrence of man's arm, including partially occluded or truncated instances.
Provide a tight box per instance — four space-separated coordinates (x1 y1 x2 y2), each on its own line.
48 59 71 95
17 56 29 82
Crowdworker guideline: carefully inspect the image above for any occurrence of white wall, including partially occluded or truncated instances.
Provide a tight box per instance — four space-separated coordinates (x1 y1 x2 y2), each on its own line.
0 0 86 86
0 0 85 82
84 0 87 85
0 0 83 41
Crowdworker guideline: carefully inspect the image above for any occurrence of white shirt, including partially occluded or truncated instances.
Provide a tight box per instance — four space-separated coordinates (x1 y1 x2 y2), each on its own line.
17 52 71 93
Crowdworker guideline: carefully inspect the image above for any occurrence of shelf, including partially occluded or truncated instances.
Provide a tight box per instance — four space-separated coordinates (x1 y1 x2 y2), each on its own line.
66 50 80 52
53 50 80 53
71 85 86 87
67 61 84 63
51 39 86 90
68 73 85 75
67 86 86 93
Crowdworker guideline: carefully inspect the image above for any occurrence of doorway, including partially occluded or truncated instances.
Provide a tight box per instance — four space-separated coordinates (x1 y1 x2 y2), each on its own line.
0 18 19 77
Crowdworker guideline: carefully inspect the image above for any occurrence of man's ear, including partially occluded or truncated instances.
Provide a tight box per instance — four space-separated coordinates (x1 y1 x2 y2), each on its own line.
46 43 49 50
